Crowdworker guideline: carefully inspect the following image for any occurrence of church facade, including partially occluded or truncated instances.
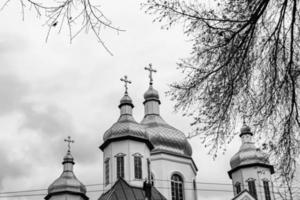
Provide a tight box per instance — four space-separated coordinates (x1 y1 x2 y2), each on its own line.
45 66 278 200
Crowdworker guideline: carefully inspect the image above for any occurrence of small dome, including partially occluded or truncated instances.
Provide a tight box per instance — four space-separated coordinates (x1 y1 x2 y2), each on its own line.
141 114 192 157
144 86 160 103
47 151 87 195
119 94 133 108
240 123 252 136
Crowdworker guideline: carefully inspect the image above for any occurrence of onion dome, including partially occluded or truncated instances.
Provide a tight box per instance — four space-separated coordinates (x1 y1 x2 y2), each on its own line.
141 114 193 157
228 123 274 178
141 85 192 157
45 150 88 200
100 92 153 151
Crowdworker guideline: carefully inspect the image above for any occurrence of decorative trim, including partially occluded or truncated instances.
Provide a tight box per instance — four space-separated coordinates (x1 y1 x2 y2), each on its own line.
99 135 154 151
45 191 89 200
132 153 143 157
228 163 275 178
246 178 256 182
115 153 126 157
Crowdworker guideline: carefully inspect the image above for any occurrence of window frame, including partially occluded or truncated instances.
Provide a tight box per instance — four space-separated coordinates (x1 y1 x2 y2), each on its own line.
247 178 257 199
133 153 142 179
235 182 241 194
104 158 110 185
115 153 125 179
171 173 184 200
263 180 271 200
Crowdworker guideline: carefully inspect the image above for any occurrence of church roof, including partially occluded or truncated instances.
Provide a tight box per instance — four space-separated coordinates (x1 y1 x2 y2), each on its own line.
98 178 167 200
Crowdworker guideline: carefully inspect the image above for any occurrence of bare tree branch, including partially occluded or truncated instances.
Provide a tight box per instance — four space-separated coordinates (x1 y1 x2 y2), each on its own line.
143 0 300 189
1 0 124 55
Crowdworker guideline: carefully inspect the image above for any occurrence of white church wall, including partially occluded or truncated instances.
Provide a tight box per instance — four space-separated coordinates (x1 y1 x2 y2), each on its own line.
103 139 150 191
231 166 275 200
151 153 197 200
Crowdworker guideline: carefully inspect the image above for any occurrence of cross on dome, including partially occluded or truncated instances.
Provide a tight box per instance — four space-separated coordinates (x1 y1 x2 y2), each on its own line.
144 63 157 85
120 75 132 94
242 115 246 125
64 136 74 152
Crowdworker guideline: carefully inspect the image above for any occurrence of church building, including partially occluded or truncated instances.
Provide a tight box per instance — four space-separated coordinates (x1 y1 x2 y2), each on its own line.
45 65 277 200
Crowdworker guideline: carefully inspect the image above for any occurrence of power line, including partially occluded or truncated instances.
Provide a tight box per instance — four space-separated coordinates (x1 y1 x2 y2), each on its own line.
0 187 298 199
0 179 299 196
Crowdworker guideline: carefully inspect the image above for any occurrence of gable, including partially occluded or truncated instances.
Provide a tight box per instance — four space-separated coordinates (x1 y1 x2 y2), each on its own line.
98 178 167 200
232 190 256 200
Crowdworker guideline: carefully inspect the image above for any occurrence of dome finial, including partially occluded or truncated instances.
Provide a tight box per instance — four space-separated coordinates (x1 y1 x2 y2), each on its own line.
240 116 252 137
120 75 132 95
242 115 246 126
144 63 157 86
64 136 74 153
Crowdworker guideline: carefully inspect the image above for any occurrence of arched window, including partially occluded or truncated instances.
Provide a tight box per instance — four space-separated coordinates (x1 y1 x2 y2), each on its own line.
235 182 241 194
263 180 271 200
171 174 184 200
247 179 257 199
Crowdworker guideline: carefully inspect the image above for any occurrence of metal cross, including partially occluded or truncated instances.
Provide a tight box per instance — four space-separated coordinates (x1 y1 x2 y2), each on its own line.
120 75 132 94
144 63 157 85
242 115 246 126
64 136 74 152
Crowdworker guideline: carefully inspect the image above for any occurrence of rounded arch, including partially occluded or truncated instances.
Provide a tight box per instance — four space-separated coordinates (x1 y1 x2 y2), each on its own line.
170 171 185 182
170 172 184 200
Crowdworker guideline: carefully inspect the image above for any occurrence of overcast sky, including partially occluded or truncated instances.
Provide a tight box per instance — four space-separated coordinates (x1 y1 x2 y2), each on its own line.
0 1 246 200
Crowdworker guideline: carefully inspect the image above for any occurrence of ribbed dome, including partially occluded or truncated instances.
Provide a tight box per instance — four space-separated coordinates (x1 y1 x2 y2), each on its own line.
47 151 87 195
103 115 148 142
230 124 271 170
230 142 269 169
144 85 160 103
141 112 192 157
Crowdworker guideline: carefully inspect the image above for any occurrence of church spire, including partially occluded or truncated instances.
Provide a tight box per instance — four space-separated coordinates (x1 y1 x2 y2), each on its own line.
63 136 75 172
145 63 157 86
119 75 134 116
143 64 160 115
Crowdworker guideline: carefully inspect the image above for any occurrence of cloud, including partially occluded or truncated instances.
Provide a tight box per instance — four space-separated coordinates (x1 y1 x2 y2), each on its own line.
20 103 73 136
0 74 29 114
0 32 28 54
0 146 30 189
0 72 99 189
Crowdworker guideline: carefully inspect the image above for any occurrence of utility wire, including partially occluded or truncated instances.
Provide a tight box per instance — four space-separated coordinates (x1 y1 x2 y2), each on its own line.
0 179 299 196
0 187 298 199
